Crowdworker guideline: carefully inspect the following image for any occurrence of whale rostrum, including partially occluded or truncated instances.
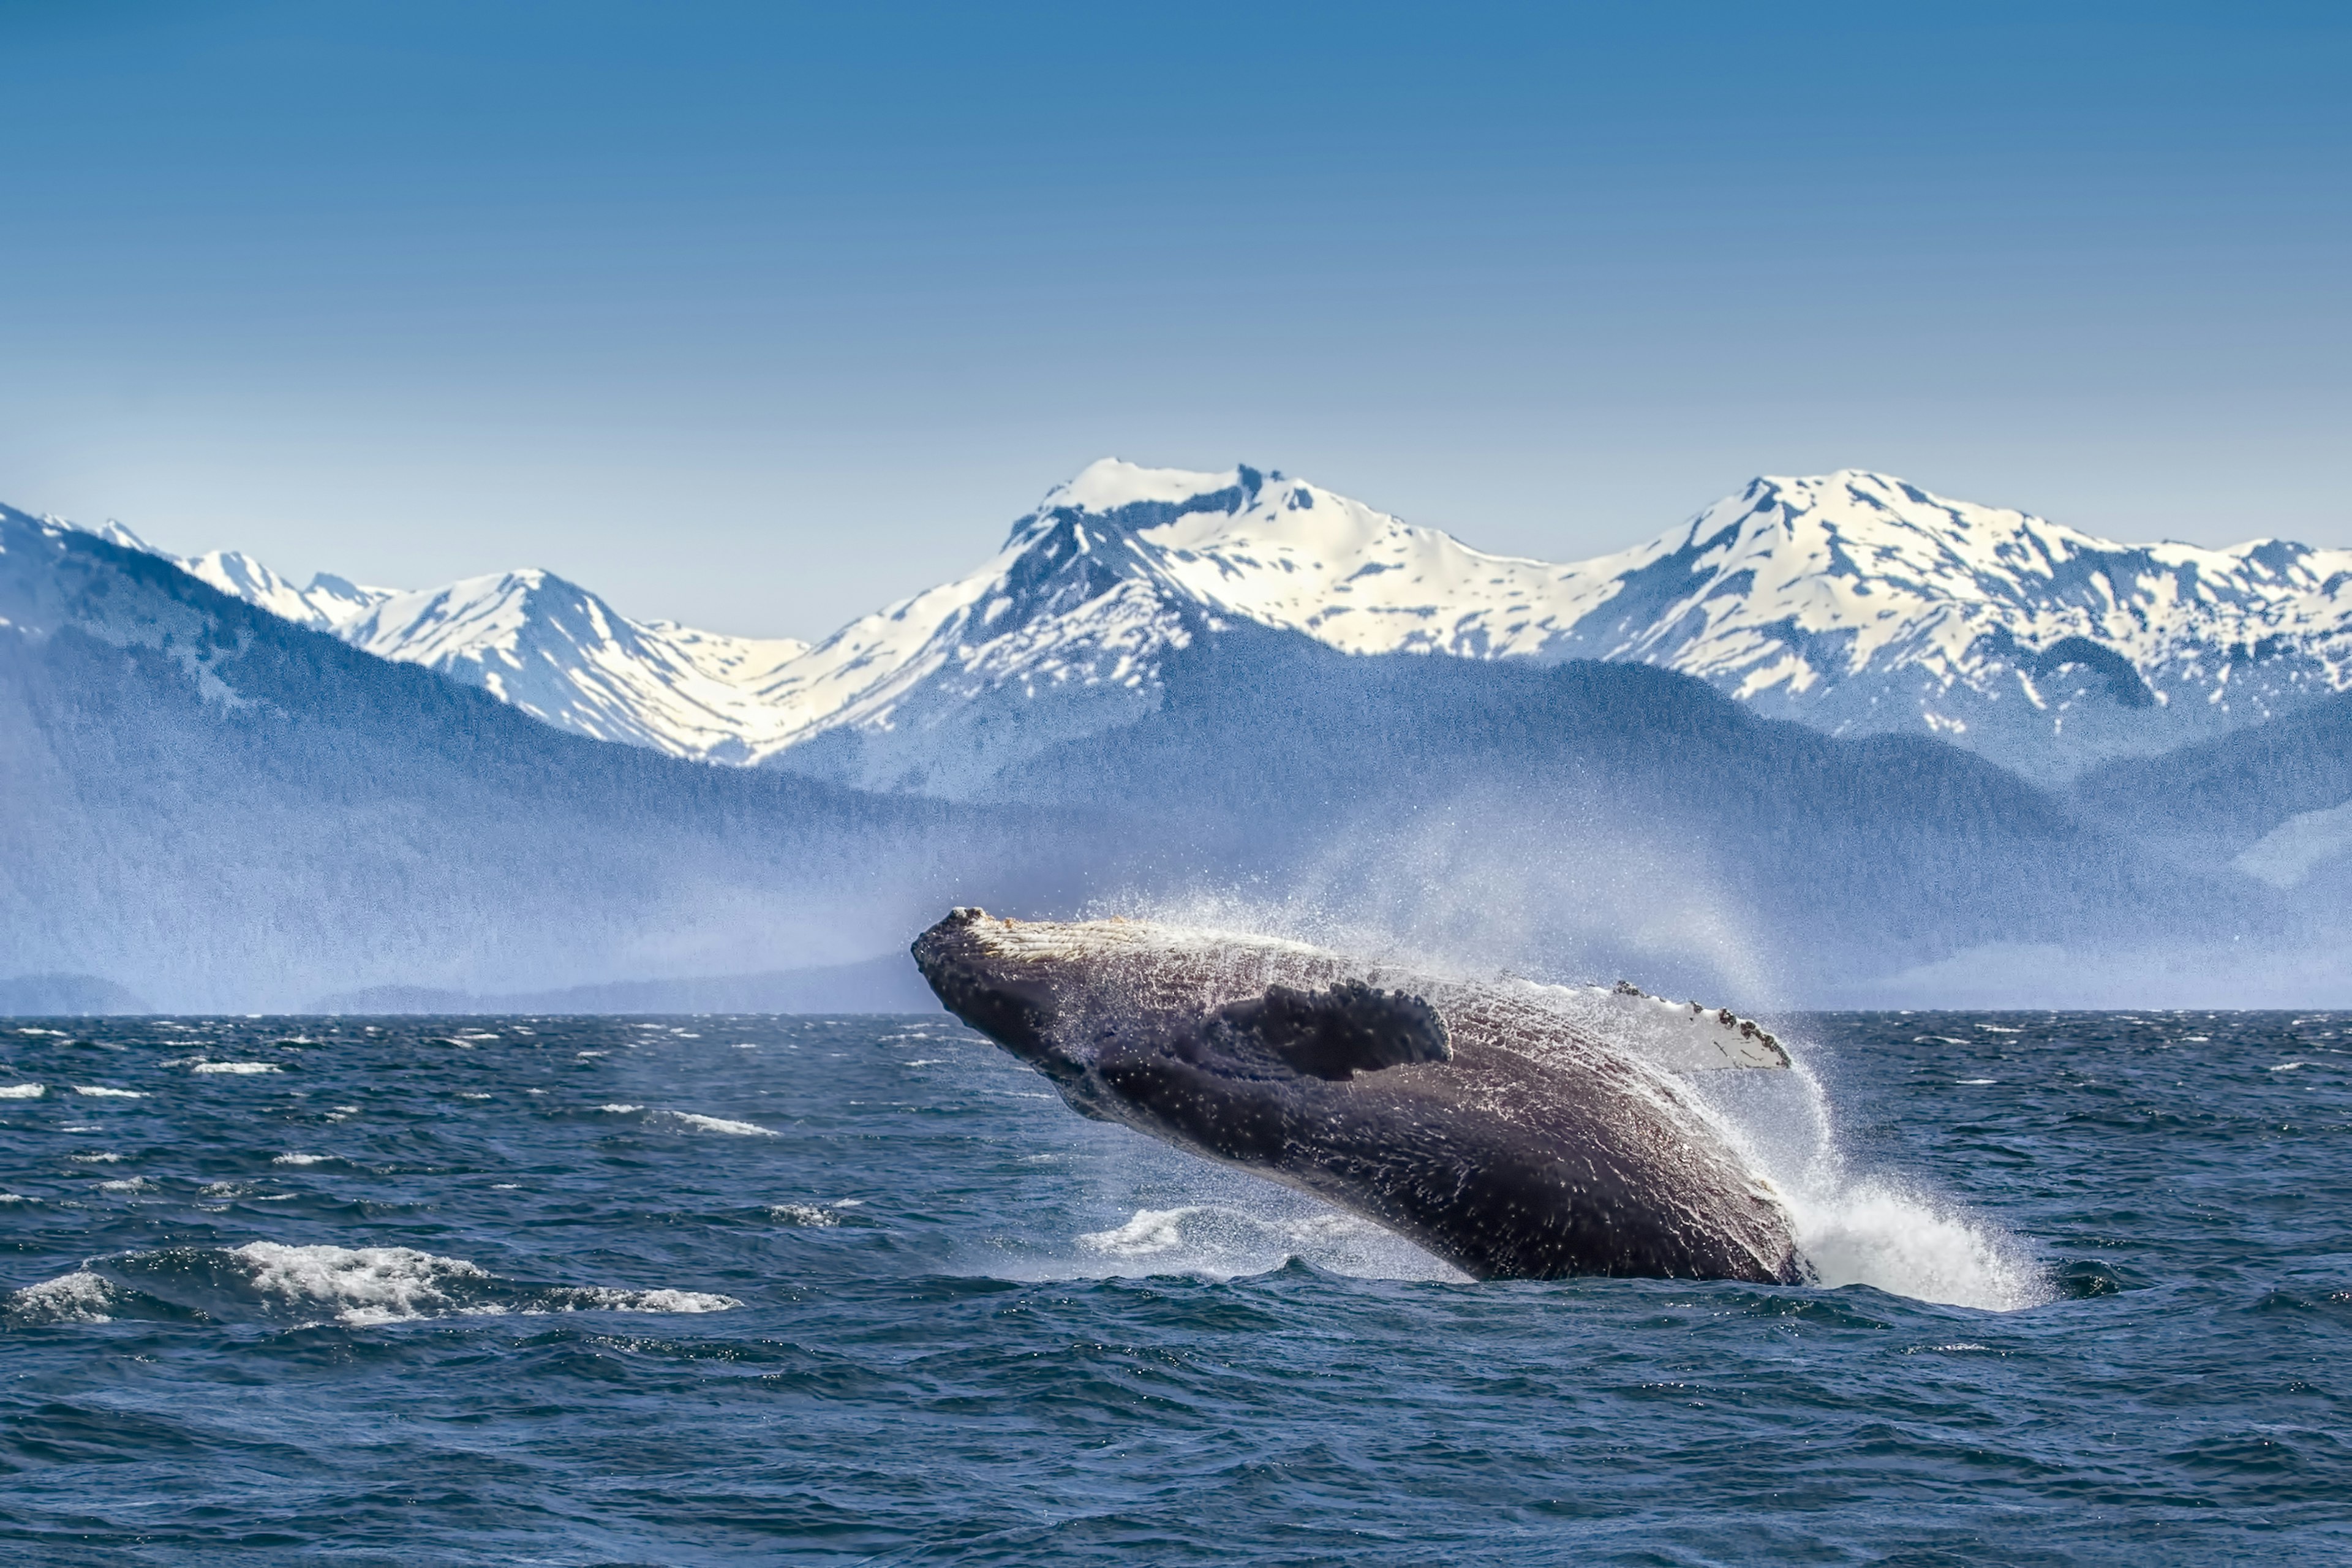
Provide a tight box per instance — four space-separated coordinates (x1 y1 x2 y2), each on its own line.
910 908 1804 1284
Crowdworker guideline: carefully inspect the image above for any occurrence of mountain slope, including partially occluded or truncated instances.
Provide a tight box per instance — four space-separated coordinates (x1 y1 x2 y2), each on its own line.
2070 688 2352 893
38 510 813 761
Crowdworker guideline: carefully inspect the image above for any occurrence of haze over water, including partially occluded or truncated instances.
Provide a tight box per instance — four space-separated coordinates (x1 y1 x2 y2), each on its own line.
2 1010 2345 1563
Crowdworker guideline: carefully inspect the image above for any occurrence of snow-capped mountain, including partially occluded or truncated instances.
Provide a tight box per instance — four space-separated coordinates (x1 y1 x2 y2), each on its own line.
38 461 2352 790
337 576 808 761
40 516 810 760
1548 470 2352 779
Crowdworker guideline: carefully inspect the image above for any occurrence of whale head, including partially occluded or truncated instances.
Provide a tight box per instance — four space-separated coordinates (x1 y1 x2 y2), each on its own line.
908 907 1452 1117
907 907 1079 1080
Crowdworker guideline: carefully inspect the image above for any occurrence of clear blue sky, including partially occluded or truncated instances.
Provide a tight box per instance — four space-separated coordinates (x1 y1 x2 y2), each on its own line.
2 2 2345 635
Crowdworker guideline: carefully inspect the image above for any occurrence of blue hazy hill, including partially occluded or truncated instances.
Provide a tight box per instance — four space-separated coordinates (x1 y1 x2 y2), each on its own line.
0 507 2297 1009
0 513 1092 1010
981 619 2275 995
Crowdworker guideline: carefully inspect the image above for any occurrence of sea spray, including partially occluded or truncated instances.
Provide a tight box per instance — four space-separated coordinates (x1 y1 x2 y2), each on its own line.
1695 1049 2050 1310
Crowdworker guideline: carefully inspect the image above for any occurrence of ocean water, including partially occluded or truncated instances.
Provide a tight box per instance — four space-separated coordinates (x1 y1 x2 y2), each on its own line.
1 1011 2345 1565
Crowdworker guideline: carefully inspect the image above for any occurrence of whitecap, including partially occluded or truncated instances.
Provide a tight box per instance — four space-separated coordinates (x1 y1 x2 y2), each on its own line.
68 1152 123 1164
7 1269 116 1323
2271 1061 2310 1072
233 1242 492 1324
646 1110 776 1137
97 1178 153 1194
228 1242 740 1325
190 1061 281 1075
580 1287 736 1313
74 1086 145 1098
272 1153 330 1166
597 1103 643 1114
0 1083 46 1098
770 1204 840 1227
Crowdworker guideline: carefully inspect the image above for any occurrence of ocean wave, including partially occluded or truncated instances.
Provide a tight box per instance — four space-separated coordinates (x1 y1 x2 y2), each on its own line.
5 1242 741 1328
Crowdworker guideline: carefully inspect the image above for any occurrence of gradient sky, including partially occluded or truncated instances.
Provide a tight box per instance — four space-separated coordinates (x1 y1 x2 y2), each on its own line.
2 2 2345 636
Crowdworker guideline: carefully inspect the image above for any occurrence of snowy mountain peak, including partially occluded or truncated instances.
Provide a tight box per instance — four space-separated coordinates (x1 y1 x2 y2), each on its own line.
26 458 2352 790
1031 458 1265 522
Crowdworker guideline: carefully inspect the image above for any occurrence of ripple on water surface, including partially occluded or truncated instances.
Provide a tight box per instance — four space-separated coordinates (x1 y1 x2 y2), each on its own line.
0 1010 2344 1566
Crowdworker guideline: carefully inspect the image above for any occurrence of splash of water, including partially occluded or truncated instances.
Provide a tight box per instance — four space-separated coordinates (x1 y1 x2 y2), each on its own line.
1697 1057 2049 1311
1050 891 2049 1309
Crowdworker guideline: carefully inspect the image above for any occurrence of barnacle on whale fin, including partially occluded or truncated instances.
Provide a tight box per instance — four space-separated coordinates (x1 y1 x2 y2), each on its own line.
1574 980 1790 1070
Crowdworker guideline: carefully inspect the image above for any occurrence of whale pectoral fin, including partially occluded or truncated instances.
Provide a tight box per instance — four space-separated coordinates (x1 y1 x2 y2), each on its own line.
1213 981 1452 1082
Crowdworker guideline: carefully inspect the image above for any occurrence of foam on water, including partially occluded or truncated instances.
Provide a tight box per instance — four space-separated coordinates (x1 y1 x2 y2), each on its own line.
233 1242 496 1324
1060 1200 1466 1284
0 1082 47 1098
9 1269 115 1323
4 1243 742 1328
74 1085 145 1098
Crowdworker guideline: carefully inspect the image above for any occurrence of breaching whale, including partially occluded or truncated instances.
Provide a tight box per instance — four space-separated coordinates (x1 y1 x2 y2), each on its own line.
910 908 1805 1284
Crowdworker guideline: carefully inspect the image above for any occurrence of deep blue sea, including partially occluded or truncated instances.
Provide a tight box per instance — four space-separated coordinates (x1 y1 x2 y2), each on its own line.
2 1010 2346 1565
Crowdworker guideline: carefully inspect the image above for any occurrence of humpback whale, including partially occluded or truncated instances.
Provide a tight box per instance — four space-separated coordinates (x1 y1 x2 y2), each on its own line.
911 908 1805 1284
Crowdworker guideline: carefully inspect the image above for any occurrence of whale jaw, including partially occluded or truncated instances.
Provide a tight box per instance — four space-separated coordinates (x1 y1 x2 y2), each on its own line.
908 907 1073 1081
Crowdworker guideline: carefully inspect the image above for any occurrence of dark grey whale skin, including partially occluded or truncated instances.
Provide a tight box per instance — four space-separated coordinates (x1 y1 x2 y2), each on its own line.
911 909 1803 1284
